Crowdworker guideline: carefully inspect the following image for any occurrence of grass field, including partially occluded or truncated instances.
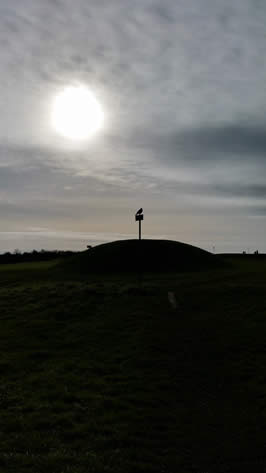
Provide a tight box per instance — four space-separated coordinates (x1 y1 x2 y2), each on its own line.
1 256 266 472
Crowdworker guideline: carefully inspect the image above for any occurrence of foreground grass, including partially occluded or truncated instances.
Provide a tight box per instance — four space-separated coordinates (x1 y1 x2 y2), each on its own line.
0 258 266 471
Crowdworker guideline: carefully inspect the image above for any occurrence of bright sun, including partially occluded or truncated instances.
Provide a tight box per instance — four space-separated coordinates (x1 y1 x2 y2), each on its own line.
52 85 104 140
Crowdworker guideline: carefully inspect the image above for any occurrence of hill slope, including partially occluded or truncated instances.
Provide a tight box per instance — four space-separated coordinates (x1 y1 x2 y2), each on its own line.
61 239 221 273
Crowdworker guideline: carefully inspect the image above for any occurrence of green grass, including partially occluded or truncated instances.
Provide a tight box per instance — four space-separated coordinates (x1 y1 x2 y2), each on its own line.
0 257 266 471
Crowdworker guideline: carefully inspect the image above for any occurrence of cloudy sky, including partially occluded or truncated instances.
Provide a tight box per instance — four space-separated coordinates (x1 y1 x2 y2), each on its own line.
0 0 266 253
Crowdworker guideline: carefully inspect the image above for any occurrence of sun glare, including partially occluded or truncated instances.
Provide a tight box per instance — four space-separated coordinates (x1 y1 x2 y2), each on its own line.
52 85 104 140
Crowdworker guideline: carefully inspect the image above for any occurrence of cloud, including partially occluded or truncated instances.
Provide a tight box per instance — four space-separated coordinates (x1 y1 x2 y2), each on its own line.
1 0 266 145
160 123 266 163
0 0 266 250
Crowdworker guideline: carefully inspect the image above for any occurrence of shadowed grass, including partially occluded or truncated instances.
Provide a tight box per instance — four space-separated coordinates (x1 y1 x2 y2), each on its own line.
60 239 223 274
0 256 266 471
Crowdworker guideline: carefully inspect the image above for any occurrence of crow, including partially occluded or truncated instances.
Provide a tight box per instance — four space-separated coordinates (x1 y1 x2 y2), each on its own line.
135 208 143 215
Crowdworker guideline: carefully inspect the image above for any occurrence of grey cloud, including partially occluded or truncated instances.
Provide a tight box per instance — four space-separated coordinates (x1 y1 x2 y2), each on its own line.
174 124 266 159
151 177 266 202
2 0 266 138
0 0 266 251
214 183 266 199
1 138 266 212
141 123 266 167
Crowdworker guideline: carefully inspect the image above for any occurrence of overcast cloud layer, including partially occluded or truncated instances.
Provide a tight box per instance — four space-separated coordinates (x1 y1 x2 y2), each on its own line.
0 0 266 252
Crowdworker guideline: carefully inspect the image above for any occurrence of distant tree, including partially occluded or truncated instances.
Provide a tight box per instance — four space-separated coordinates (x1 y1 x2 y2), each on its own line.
14 249 21 255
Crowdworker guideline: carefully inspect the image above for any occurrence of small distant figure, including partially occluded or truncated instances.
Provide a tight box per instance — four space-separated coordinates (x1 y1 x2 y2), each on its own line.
254 250 259 255
242 251 246 255
87 245 92 250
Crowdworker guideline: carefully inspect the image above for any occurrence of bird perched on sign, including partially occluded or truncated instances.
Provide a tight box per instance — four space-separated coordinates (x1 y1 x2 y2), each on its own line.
135 208 143 216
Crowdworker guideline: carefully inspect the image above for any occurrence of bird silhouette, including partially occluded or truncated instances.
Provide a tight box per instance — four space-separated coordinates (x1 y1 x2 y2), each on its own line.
135 208 143 215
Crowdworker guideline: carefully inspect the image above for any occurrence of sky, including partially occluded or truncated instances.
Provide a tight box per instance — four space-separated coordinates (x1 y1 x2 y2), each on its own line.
0 0 266 253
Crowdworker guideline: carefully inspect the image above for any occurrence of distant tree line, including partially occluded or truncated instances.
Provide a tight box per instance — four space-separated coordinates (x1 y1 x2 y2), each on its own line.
0 249 78 264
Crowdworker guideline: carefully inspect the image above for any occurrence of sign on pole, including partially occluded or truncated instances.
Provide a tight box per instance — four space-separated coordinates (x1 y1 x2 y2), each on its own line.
135 208 144 240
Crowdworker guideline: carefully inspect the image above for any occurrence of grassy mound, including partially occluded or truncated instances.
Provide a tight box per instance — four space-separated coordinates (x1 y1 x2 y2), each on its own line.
61 239 222 273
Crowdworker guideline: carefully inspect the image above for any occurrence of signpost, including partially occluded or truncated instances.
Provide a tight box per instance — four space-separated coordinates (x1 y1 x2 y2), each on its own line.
135 208 144 240
135 208 144 289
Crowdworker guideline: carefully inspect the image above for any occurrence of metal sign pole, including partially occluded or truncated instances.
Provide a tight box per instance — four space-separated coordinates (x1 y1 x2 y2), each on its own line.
135 208 144 289
135 208 143 239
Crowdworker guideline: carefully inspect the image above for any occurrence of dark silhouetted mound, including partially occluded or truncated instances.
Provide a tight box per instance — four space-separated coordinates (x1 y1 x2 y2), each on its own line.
61 239 223 273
